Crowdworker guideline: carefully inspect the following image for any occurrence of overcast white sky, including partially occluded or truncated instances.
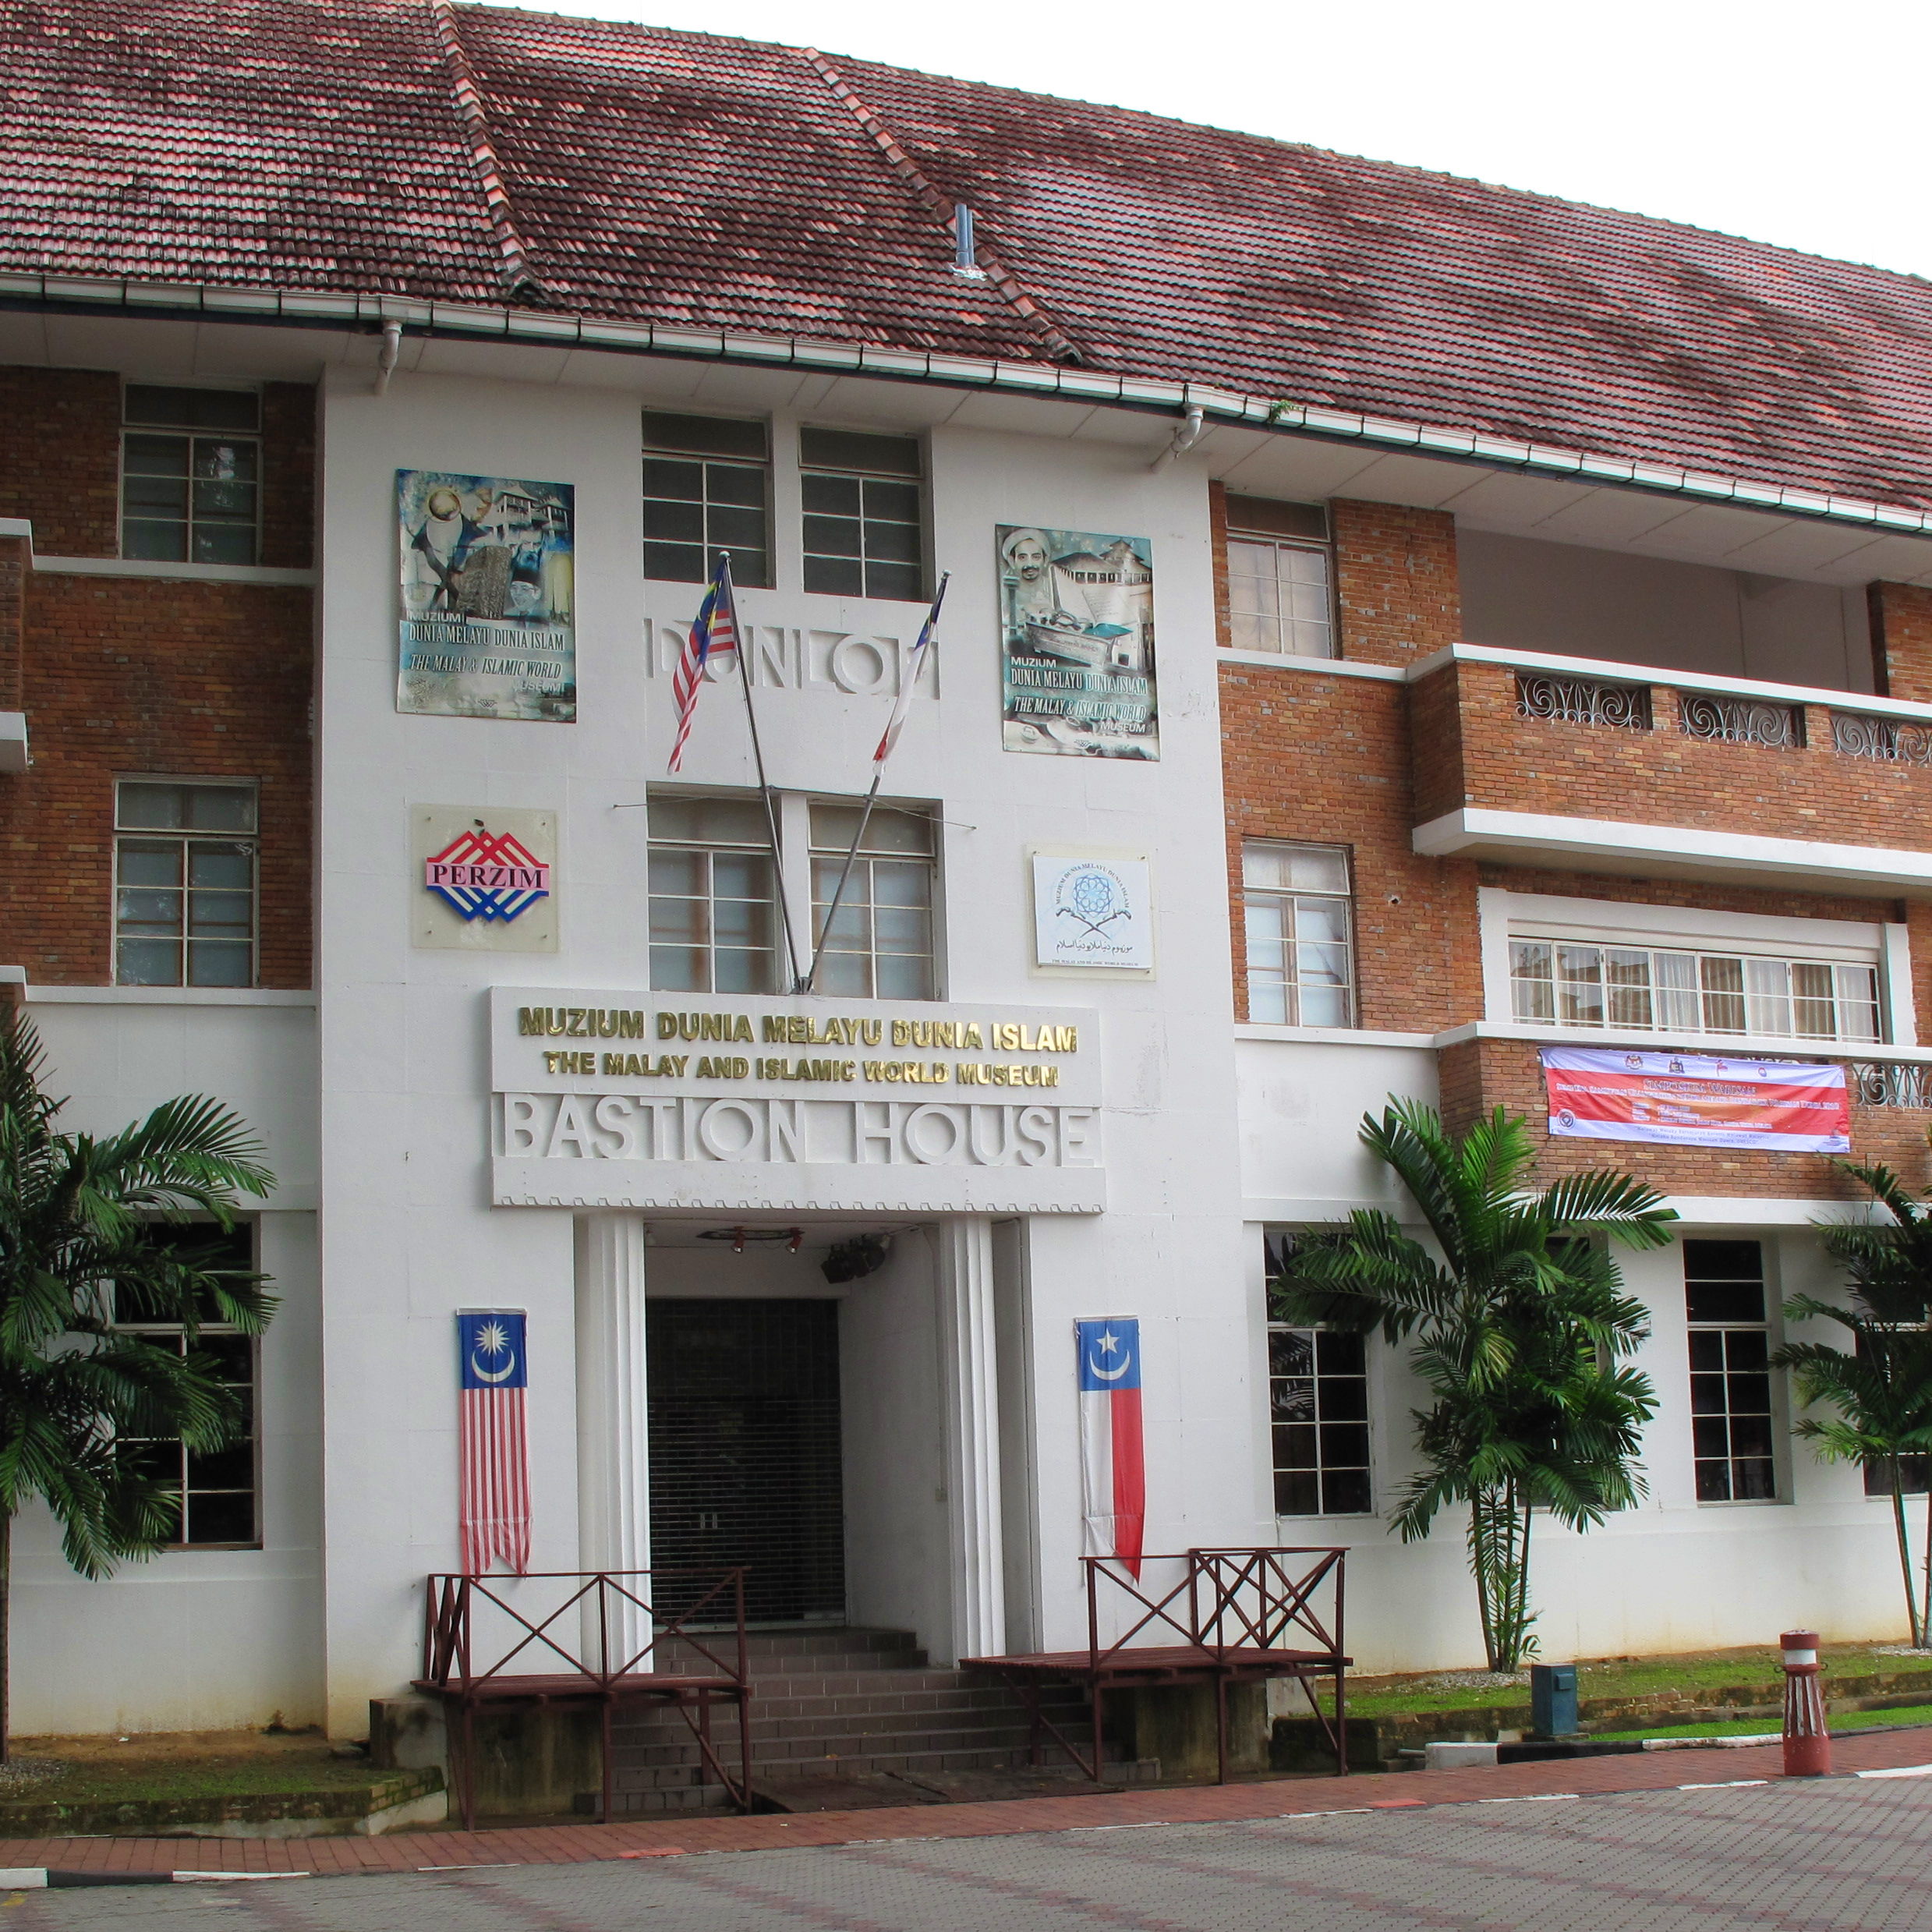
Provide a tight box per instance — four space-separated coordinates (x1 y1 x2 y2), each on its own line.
492 0 1924 280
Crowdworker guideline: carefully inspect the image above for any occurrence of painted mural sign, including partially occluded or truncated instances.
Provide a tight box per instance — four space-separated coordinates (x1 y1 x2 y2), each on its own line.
997 525 1158 759
398 470 576 721
1541 1046 1850 1153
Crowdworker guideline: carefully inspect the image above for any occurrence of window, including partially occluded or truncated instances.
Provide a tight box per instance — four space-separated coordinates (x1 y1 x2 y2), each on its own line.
114 780 257 987
1686 1240 1780 1503
642 412 771 588
122 385 261 565
648 794 780 993
1242 841 1354 1026
114 1225 260 1548
1510 940 1879 1042
809 803 936 999
1225 496 1333 658
1269 1325 1372 1516
800 428 924 602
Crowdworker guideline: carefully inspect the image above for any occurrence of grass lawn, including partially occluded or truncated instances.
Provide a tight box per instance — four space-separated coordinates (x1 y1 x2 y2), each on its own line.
1330 1644 1932 1718
1 1731 391 1809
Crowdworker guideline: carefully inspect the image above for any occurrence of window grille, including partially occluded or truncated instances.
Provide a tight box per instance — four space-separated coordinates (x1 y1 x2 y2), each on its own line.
799 428 925 602
1685 1240 1780 1503
114 1224 260 1548
114 780 257 988
1242 841 1354 1026
1223 497 1332 660
809 802 936 1000
1268 1324 1372 1516
1679 692 1804 748
1509 939 1878 1042
642 412 771 588
1515 674 1652 729
121 385 260 565
647 794 780 993
1832 713 1932 766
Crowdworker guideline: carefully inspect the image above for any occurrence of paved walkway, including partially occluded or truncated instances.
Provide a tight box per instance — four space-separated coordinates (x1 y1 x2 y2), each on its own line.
14 1767 1932 1929
2 1729 1930 1880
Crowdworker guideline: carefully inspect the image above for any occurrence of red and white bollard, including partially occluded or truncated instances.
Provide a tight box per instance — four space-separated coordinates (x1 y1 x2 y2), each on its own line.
1781 1629 1831 1778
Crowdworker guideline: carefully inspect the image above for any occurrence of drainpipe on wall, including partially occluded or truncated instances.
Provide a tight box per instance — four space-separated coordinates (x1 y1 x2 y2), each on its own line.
1149 403 1205 471
373 322 404 397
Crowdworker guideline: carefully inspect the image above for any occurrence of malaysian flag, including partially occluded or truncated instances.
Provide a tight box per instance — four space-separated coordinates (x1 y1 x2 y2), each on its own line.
458 1310 530 1575
667 553 738 773
1077 1317 1145 1580
872 572 949 766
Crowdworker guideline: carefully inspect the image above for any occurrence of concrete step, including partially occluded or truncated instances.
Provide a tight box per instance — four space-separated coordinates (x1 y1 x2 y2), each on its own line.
618 1721 1064 1770
615 1683 1087 1730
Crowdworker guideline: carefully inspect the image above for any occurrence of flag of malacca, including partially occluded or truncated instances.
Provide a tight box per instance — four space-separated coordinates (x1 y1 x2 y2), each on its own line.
1077 1316 1145 1580
458 1309 530 1576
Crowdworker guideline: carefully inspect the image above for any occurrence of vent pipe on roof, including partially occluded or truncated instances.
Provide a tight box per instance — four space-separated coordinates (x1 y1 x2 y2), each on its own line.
952 203 986 279
1150 403 1205 472
373 321 403 398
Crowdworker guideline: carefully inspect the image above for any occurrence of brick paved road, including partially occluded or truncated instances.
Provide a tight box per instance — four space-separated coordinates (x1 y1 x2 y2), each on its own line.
15 1777 1932 1931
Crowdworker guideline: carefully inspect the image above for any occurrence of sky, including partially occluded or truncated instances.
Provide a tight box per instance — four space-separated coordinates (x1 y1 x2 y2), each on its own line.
488 0 1927 281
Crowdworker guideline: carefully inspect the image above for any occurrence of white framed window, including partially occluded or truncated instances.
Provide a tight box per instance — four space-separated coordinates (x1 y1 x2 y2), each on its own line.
1225 496 1333 658
1685 1240 1782 1504
800 428 925 602
1242 840 1354 1026
114 1223 261 1549
1510 939 1879 1042
809 802 936 1000
642 411 772 588
113 780 257 988
1268 1324 1372 1516
121 384 261 565
648 794 780 993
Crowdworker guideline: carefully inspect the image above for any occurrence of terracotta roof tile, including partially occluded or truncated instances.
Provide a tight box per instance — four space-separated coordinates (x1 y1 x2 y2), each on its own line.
4 0 1930 511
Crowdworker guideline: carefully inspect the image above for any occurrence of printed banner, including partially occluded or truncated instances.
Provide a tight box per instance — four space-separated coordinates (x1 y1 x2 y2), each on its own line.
998 525 1158 759
1541 1047 1850 1153
398 471 575 721
1077 1316 1145 1580
458 1309 530 1574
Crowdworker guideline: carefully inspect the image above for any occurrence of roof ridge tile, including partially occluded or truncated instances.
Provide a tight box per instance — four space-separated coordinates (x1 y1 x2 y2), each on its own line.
429 0 544 298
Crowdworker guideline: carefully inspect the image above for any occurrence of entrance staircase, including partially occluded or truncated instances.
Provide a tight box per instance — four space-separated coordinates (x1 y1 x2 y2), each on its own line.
607 1626 1102 1815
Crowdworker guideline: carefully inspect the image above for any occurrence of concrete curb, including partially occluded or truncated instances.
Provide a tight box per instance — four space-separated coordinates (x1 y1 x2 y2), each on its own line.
1 1867 310 1889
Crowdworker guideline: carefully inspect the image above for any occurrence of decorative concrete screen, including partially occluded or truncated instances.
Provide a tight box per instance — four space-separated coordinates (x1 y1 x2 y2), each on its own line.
490 988 1102 1212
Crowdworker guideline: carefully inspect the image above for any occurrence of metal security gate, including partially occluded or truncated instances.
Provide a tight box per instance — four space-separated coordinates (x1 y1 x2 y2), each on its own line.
646 1298 845 1623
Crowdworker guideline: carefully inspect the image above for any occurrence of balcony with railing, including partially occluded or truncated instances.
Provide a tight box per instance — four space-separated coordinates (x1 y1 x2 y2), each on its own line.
1410 645 1932 892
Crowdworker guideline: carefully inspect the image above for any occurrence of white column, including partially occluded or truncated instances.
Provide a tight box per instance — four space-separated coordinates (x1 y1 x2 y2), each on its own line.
575 1213 652 1672
939 1215 1007 1663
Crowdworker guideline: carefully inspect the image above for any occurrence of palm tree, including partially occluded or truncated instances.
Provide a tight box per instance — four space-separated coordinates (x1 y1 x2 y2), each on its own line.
0 1013 275 1759
1775 1154 1932 1647
1269 1101 1673 1671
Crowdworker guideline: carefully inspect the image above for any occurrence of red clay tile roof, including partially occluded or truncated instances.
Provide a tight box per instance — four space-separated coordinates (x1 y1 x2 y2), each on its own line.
5 0 1931 513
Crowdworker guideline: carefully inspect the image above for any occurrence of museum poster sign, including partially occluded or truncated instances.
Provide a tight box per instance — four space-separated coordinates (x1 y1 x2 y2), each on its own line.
398 470 576 721
1541 1047 1850 1153
489 989 1104 1213
997 525 1158 759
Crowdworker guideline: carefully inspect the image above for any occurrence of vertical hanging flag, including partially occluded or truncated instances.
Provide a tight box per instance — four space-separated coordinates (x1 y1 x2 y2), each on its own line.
667 553 738 773
458 1309 530 1575
872 572 949 766
1076 1316 1145 1580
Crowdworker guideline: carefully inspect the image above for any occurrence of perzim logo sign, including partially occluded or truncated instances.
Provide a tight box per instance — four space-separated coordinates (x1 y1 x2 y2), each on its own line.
426 826 552 923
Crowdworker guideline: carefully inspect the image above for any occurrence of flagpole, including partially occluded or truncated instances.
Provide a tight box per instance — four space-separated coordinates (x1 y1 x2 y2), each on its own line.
719 553 806 993
803 573 948 995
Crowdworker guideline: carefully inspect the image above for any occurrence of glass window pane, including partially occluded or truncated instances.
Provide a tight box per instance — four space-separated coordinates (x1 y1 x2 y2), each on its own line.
706 462 768 508
184 1488 255 1545
642 497 704 543
707 504 768 550
187 940 251 987
642 412 768 461
643 541 705 582
865 561 924 600
649 945 706 992
801 472 863 516
800 427 920 476
188 844 253 888
1246 976 1288 1024
119 785 185 830
186 787 254 833
863 518 924 564
1322 1468 1372 1515
803 513 864 558
118 936 182 985
1269 1329 1314 1376
861 478 922 522
119 840 183 886
804 554 865 597
642 458 706 501
124 432 189 475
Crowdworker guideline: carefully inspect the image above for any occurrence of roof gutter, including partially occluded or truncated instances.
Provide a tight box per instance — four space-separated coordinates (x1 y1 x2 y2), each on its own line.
7 271 1929 540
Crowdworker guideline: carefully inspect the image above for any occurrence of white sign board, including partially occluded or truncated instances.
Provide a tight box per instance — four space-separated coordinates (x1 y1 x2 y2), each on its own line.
490 989 1104 1213
1032 855 1153 971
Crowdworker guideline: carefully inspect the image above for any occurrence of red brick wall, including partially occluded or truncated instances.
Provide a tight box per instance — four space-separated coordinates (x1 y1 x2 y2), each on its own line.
0 533 24 712
1429 657 1932 847
1219 667 1484 1034
0 575 313 987
1440 1036 1932 1199
0 367 120 556
1208 480 1231 649
260 382 317 571
1331 501 1460 669
1870 582 1932 703
0 366 315 567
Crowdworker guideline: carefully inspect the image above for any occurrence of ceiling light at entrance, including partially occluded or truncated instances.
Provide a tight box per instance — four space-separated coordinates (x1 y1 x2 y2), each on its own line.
697 1226 804 1254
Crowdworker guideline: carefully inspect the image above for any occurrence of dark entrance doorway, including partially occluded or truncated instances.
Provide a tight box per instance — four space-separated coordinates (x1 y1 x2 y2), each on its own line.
646 1297 845 1623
